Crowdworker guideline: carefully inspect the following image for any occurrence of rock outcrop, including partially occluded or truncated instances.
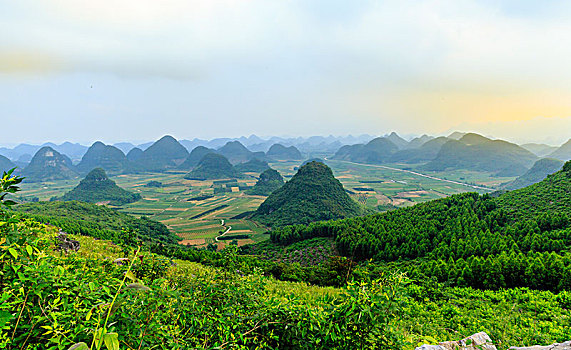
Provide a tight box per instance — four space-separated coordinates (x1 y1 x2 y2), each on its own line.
415 332 496 350
415 332 571 350
509 342 571 350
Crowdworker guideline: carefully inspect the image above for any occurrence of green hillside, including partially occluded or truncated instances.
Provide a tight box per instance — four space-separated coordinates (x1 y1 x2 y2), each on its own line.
332 137 398 164
496 160 571 219
60 168 141 205
248 168 284 196
22 146 78 182
422 133 538 176
178 146 215 170
217 141 253 164
548 139 571 161
266 161 571 290
386 132 408 149
3 157 571 349
406 134 434 149
521 143 558 157
235 158 270 173
389 136 449 163
503 158 563 190
76 141 130 174
252 161 363 226
135 135 189 171
0 155 15 173
126 147 144 162
184 153 240 180
266 143 303 160
14 200 176 243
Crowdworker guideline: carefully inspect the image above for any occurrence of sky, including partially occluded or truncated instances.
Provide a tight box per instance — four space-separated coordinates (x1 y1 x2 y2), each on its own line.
1 0 570 146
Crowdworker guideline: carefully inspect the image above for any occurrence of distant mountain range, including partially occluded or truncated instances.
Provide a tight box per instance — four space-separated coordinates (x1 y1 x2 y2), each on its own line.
3 133 570 184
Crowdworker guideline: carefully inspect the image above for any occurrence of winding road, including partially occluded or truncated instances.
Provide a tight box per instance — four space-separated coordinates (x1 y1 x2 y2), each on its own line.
215 219 232 242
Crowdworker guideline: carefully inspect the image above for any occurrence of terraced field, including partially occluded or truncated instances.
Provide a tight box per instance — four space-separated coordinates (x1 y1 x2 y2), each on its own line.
16 160 504 248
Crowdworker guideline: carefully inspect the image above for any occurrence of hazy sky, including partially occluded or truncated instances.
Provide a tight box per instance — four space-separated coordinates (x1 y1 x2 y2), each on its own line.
1 0 570 146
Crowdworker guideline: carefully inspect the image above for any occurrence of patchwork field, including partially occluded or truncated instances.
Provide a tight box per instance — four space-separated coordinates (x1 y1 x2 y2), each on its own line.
16 160 503 247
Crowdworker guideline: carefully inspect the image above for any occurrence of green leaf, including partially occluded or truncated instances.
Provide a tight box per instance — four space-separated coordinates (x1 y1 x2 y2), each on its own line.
0 311 13 328
68 343 89 350
103 332 119 350
26 245 33 256
124 271 136 282
8 248 18 259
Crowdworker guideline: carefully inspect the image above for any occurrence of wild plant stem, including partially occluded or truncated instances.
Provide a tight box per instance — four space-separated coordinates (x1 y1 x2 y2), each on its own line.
91 246 140 350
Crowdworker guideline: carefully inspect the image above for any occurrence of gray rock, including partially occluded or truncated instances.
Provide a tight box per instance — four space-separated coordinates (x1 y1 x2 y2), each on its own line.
415 332 497 350
510 341 571 350
55 230 80 252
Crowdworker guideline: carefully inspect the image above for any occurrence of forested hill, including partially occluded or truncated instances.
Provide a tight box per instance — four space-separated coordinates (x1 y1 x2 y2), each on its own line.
0 155 15 173
13 200 178 243
60 168 141 205
496 160 571 218
502 158 563 190
252 161 363 226
267 161 571 290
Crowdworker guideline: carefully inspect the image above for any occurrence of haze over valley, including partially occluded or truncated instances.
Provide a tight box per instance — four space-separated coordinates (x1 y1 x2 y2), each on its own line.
2 1 571 349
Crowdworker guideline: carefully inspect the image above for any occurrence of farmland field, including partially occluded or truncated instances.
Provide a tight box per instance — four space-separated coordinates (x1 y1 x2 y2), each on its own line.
16 160 504 247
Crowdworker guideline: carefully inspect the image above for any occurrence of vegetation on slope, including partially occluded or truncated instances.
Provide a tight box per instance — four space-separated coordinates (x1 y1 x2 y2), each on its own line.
252 161 363 226
135 135 189 171
14 200 177 243
178 146 215 170
60 168 141 205
248 168 284 196
22 146 78 182
422 133 538 176
217 141 253 164
503 158 563 190
184 153 240 180
549 139 571 161
234 158 271 173
266 143 303 160
0 155 15 173
496 160 571 219
2 168 571 349
267 161 571 291
333 137 398 164
76 141 130 174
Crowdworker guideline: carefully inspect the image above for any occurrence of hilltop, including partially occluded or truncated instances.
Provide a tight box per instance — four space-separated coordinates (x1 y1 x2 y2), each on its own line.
234 158 271 173
248 168 284 196
0 155 15 172
266 144 303 160
22 146 78 182
406 134 434 149
135 135 189 171
252 161 362 226
548 139 571 161
126 147 144 162
389 136 450 163
184 153 240 180
422 133 537 176
521 143 559 157
385 132 408 149
502 158 564 190
332 137 398 164
217 141 253 164
178 146 215 170
60 168 141 205
76 141 130 174
496 160 571 218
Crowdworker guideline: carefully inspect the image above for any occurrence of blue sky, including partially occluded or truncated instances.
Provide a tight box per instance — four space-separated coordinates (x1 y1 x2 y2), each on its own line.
1 0 570 146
